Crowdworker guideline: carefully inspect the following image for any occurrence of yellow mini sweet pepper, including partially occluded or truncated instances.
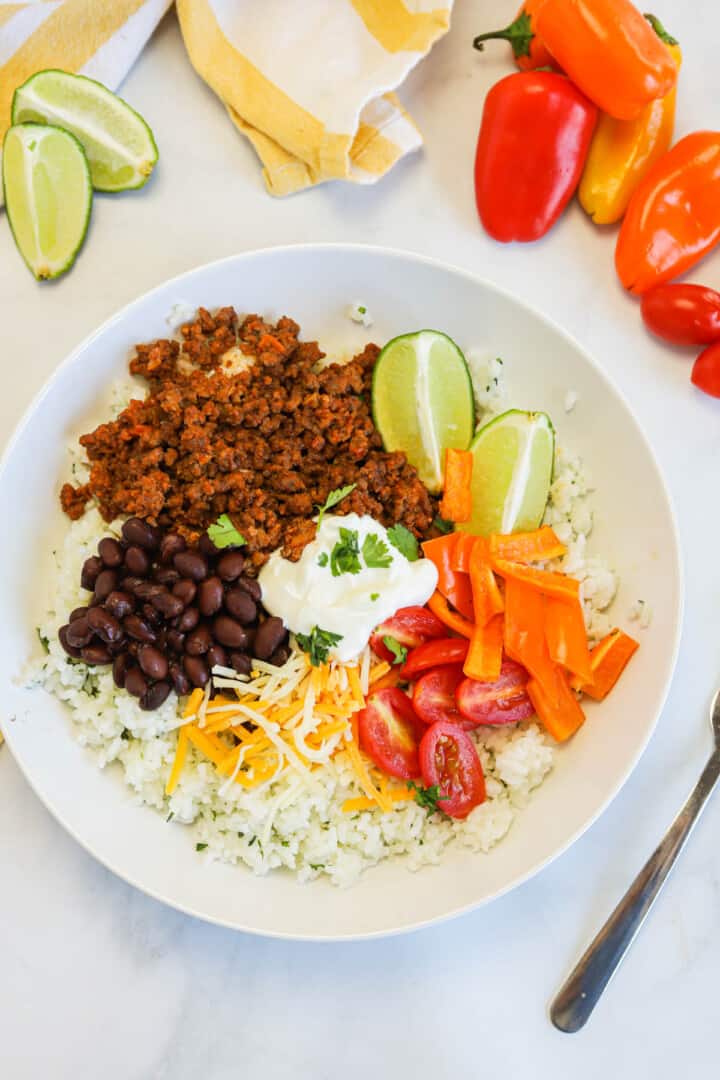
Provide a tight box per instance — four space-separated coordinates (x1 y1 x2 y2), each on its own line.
579 14 681 226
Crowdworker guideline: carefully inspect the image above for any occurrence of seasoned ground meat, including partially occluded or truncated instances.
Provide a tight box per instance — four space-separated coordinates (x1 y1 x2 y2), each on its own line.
60 308 438 570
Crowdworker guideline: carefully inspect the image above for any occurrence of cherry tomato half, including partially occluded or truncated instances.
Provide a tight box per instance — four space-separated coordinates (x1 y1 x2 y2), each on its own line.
401 637 469 680
369 605 447 664
692 342 720 398
412 665 468 727
358 687 425 780
456 659 534 727
641 284 720 346
419 721 486 819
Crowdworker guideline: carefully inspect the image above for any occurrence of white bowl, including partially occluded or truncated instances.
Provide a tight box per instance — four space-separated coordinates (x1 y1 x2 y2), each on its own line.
0 245 682 939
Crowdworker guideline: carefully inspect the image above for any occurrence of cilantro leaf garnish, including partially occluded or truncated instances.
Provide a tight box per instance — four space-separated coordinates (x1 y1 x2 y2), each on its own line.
407 782 450 814
195 842 208 851
362 532 392 569
296 625 343 666
370 592 379 602
330 527 361 577
207 513 246 549
316 483 356 527
383 635 408 666
387 523 419 561
433 515 454 535
317 552 329 567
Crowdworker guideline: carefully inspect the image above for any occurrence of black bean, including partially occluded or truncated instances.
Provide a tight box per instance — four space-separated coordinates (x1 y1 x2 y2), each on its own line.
58 625 83 659
105 590 134 619
69 606 89 623
154 591 185 619
254 616 287 660
134 582 164 601
269 644 290 668
121 517 160 550
206 643 228 669
124 667 149 698
81 555 103 591
183 654 210 688
121 576 146 595
185 624 212 655
123 614 157 643
138 645 169 680
87 606 123 644
172 579 196 606
213 615 249 649
140 680 171 711
173 550 208 581
198 576 224 617
142 603 163 628
112 653 133 689
159 533 186 564
169 662 191 696
216 551 245 582
65 616 94 649
153 565 180 587
94 569 118 602
81 642 112 665
177 606 200 633
125 544 150 576
199 533 219 557
236 575 262 603
229 652 251 676
224 588 256 624
97 537 124 568
166 629 186 654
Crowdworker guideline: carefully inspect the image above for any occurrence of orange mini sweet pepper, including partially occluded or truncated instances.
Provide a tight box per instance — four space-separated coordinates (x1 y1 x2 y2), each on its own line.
472 0 558 72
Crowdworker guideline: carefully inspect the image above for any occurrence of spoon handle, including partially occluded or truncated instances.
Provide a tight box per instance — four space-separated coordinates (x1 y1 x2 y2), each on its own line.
551 750 720 1033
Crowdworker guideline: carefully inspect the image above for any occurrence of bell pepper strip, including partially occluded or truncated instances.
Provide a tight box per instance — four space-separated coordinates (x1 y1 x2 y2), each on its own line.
464 613 504 683
468 542 504 626
491 557 581 602
474 71 598 243
616 131 720 293
422 535 475 621
579 16 681 225
427 591 475 639
451 532 483 573
536 1 678 121
488 526 566 564
526 672 586 743
401 637 470 681
570 628 640 700
544 595 592 683
472 0 558 72
439 448 473 523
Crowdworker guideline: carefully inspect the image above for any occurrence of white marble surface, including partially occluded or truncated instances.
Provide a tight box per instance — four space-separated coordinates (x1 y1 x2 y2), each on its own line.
1 3 719 1076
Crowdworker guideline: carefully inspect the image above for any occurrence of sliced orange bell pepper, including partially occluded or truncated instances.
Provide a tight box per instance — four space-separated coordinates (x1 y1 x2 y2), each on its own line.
464 613 504 682
422 535 475 621
427 591 474 639
527 672 586 742
544 594 592 683
492 557 580 602
439 449 473 523
468 541 504 626
488 526 566 564
451 533 484 573
571 628 639 700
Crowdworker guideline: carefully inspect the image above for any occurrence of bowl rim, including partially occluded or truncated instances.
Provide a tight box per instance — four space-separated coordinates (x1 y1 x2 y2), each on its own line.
0 242 684 940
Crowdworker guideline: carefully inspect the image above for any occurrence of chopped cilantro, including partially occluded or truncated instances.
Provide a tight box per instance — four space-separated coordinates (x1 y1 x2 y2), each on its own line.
432 515 454 535
195 842 208 852
310 863 325 871
370 592 379 602
316 483 356 527
296 625 343 666
120 728 132 741
362 532 392 569
317 552 329 567
387 523 419 561
330 528 361 577
36 628 49 653
383 635 408 666
207 513 246 549
358 306 366 315
166 811 174 822
407 782 450 814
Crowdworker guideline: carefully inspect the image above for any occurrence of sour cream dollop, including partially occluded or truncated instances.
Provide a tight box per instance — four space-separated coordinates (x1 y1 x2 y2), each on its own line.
258 514 438 663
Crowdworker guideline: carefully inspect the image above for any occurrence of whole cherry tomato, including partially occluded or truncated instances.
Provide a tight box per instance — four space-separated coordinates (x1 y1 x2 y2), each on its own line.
641 283 720 346
691 342 720 399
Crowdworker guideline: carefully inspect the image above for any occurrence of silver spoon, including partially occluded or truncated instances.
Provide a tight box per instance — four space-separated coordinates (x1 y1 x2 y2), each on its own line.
551 688 720 1033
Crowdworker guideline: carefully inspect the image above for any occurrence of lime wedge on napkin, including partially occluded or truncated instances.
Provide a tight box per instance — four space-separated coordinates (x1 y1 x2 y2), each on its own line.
372 330 475 493
12 70 157 192
457 409 555 536
2 123 91 280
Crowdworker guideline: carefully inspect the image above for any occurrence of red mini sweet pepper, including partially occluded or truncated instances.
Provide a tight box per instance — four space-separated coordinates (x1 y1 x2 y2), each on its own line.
474 71 598 243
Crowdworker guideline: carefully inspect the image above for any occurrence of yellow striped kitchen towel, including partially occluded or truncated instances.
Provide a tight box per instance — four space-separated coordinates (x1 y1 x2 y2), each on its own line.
176 0 454 196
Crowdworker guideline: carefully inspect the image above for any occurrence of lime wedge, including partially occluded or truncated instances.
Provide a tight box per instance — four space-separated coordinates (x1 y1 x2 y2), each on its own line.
12 70 157 192
2 123 91 280
457 409 555 536
372 330 475 493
